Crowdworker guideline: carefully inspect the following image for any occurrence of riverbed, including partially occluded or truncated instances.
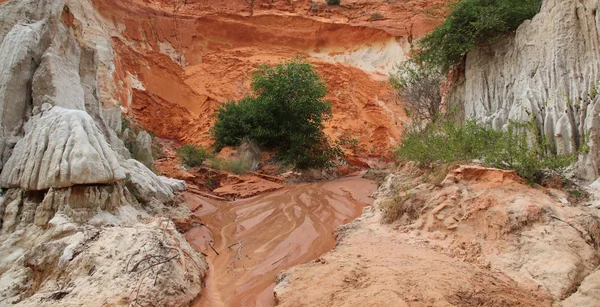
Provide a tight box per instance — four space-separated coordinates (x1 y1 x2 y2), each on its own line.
185 175 377 307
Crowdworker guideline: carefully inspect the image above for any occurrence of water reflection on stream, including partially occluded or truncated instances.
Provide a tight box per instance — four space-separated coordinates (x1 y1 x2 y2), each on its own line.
185 175 377 307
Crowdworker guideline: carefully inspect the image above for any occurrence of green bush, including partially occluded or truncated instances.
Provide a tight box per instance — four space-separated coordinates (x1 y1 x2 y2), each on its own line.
416 0 542 73
212 58 339 169
396 120 575 184
177 144 210 167
326 0 340 5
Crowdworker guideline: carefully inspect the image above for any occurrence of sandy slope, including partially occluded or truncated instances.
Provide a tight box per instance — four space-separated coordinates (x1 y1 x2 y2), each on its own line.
89 0 446 159
274 166 600 306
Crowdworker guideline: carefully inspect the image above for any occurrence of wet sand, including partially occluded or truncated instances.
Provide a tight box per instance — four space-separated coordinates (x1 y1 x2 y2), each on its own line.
185 175 377 307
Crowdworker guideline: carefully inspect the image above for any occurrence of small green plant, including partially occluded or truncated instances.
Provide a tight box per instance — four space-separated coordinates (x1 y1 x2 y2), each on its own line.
396 120 575 184
326 0 340 5
177 144 210 167
381 190 422 224
589 80 600 100
337 136 359 151
204 178 217 190
121 117 131 134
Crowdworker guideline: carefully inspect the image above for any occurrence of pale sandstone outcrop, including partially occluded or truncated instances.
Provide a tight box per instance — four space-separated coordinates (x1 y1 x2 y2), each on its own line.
0 21 49 169
32 22 85 111
132 130 155 169
560 268 600 307
0 0 203 305
0 218 206 306
159 176 187 193
0 106 126 190
123 158 174 204
447 0 600 180
0 183 134 234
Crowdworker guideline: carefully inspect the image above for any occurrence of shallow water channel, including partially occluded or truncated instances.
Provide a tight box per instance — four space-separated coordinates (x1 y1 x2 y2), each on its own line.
185 175 377 307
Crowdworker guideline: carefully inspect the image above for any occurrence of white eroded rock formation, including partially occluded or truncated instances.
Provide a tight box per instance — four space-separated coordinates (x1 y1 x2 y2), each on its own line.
0 106 125 190
0 0 206 305
447 0 600 180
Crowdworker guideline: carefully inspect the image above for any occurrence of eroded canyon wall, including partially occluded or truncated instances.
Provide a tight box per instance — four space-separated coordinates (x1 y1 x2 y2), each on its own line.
87 0 445 158
447 0 600 180
0 0 206 305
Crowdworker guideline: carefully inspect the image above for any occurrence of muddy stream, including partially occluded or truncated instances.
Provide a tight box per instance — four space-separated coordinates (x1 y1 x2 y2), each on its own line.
184 175 377 307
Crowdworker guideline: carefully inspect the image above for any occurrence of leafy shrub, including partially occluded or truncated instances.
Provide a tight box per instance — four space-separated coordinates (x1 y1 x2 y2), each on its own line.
177 144 210 167
396 120 575 184
416 0 542 73
390 60 443 121
212 58 339 169
204 178 217 190
326 0 340 5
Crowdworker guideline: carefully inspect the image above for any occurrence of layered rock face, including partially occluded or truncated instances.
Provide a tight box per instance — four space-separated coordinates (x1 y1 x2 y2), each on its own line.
0 0 206 305
447 0 600 180
87 0 446 159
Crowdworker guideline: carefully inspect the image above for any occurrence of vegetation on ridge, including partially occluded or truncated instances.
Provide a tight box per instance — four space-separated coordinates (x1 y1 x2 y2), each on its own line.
415 0 543 73
390 60 443 122
395 119 576 184
389 0 564 185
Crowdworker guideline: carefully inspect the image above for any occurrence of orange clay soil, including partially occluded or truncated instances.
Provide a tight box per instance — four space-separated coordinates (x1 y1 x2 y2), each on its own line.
182 175 377 307
91 0 447 160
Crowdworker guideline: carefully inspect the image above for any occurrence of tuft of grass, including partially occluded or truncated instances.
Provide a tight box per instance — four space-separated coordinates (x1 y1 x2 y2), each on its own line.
381 192 422 224
204 178 217 190
208 158 252 175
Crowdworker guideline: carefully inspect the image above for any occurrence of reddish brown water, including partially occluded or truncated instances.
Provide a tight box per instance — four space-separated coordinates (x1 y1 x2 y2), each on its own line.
185 175 377 307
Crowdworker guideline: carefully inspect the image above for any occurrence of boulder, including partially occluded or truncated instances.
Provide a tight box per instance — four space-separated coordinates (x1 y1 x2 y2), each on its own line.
158 176 187 193
122 159 174 204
